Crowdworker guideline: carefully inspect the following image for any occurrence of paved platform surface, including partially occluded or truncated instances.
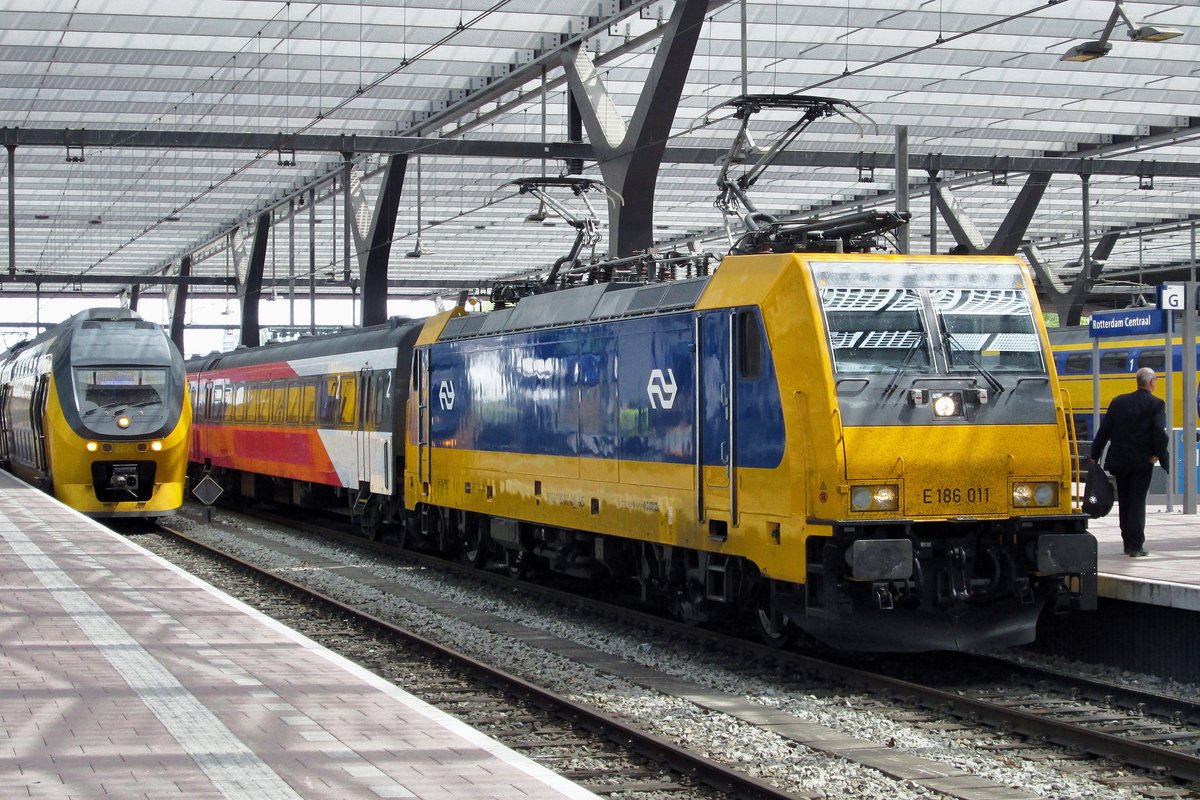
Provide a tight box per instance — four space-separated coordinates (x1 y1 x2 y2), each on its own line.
0 470 598 800
1087 497 1200 612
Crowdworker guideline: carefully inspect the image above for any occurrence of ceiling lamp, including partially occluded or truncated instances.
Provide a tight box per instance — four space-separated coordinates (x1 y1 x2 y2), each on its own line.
1061 0 1182 62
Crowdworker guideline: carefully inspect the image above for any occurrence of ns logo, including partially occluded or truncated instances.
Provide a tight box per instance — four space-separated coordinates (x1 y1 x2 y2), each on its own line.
438 380 456 410
646 368 677 410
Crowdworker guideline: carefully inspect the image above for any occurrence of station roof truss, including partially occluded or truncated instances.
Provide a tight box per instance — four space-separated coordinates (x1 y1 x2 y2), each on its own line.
1 0 1200 320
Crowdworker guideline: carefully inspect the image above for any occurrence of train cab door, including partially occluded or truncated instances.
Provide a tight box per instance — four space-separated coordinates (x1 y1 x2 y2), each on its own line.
698 311 737 530
30 374 50 474
0 383 10 465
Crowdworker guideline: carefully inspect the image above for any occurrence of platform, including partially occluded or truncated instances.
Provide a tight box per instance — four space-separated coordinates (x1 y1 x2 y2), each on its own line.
1088 501 1200 612
0 470 598 800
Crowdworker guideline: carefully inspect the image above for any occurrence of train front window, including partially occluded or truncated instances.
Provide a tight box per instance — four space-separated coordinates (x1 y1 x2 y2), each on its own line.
931 289 1045 374
820 287 931 374
75 368 168 413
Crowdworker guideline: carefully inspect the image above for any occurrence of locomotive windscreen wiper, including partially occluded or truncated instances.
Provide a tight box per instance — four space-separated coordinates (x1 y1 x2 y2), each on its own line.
883 337 928 398
83 402 129 416
941 331 1003 396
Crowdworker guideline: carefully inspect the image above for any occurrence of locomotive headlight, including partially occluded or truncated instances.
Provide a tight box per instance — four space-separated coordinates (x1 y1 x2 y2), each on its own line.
1013 482 1058 508
931 392 962 418
150 440 163 452
86 441 99 452
116 415 131 429
851 484 900 512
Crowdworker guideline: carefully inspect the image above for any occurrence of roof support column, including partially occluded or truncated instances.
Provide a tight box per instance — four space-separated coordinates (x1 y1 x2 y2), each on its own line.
560 0 707 257
354 154 407 327
1023 230 1119 327
236 211 270 348
928 169 939 255
7 144 14 277
895 126 909 254
169 255 191 355
343 152 352 286
128 283 139 311
933 171 1053 255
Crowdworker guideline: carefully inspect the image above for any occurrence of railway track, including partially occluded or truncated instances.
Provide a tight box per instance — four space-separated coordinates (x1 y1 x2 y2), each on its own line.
152 504 1200 798
146 519 803 800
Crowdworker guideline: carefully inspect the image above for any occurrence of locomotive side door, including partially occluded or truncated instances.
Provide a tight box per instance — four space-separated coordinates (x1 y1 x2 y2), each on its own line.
698 311 735 526
415 348 432 492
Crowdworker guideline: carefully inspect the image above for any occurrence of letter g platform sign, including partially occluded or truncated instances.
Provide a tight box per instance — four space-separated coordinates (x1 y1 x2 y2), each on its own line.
1158 283 1185 311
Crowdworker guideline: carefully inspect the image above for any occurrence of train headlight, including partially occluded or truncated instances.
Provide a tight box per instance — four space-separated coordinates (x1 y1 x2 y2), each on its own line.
931 391 963 418
116 415 131 429
150 440 163 452
86 441 99 452
1013 482 1058 508
851 484 900 512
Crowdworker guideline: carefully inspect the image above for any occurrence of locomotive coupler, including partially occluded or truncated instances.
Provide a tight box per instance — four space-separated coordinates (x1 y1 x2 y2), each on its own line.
109 464 140 494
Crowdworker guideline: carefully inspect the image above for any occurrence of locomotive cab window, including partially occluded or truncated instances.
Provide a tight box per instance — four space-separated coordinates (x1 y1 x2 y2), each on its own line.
931 289 1045 374
737 310 765 380
74 368 168 415
819 287 931 374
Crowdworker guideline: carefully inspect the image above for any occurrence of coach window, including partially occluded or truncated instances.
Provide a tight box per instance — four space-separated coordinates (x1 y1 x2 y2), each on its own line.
285 381 302 424
1137 350 1165 371
338 376 358 427
210 384 225 420
301 380 317 425
232 385 246 422
318 376 339 426
270 380 287 423
258 382 273 423
738 310 764 380
1099 349 1131 373
1063 353 1092 374
373 371 393 428
244 386 258 423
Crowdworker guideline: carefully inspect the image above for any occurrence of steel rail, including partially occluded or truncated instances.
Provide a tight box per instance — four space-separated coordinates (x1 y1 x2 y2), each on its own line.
156 521 810 800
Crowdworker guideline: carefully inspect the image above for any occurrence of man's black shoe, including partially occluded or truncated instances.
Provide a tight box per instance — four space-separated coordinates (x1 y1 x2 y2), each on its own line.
1127 549 1149 557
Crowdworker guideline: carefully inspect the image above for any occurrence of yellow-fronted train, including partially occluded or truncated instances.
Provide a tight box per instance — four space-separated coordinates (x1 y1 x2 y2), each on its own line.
0 307 190 518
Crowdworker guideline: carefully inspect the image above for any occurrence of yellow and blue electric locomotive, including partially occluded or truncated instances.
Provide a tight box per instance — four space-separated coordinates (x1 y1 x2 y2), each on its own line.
189 251 1096 652
0 307 190 518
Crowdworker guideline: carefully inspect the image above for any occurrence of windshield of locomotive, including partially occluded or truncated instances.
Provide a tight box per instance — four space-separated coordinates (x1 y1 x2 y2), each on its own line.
74 368 169 413
813 259 1046 376
820 287 931 374
931 289 1045 373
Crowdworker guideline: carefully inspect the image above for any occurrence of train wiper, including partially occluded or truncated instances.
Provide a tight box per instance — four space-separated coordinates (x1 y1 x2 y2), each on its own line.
883 337 926 398
942 331 1003 396
83 402 128 416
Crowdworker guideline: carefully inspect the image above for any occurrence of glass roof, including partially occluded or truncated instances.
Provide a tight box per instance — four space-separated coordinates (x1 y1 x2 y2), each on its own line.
0 0 1198 323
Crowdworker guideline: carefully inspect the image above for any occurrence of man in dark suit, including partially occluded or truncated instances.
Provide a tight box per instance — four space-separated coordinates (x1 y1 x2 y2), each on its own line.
1090 367 1170 557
